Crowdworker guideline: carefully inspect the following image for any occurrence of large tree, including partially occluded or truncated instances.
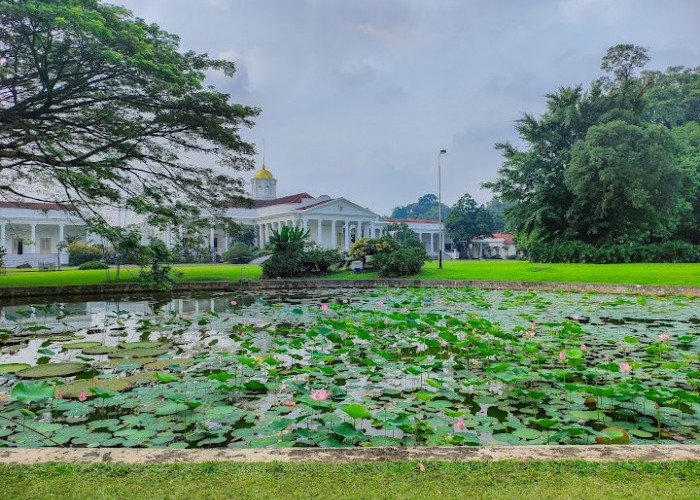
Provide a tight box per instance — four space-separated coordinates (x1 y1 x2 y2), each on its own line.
485 44 700 250
564 120 681 244
390 193 450 220
444 193 495 257
0 0 259 235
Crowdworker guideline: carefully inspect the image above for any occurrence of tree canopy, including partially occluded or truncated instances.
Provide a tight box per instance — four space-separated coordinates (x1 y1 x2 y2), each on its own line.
444 193 495 256
485 44 700 249
0 0 259 235
390 193 451 220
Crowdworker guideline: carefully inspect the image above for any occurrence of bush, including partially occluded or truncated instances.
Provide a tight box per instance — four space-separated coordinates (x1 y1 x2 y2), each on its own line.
77 260 108 270
373 247 427 277
223 242 254 264
67 242 102 266
301 247 343 275
528 240 700 263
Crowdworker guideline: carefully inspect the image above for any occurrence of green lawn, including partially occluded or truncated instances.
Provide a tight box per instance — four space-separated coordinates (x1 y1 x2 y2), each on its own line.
329 260 700 286
0 264 263 288
1 461 698 500
0 260 698 288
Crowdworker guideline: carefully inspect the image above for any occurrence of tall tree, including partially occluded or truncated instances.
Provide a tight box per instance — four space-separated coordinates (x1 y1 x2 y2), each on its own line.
564 120 681 244
390 193 450 220
0 0 259 236
444 194 495 257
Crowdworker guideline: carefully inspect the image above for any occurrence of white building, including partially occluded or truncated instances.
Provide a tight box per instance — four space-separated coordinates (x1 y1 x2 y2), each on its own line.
148 162 455 258
1 162 479 267
0 202 89 267
468 233 518 259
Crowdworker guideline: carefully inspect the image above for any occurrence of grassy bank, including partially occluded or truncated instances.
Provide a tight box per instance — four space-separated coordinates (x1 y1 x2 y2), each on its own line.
0 260 698 288
1 460 698 500
329 260 700 286
0 264 263 288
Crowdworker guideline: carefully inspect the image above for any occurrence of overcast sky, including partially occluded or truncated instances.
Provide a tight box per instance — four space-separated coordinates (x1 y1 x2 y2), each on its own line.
117 0 700 216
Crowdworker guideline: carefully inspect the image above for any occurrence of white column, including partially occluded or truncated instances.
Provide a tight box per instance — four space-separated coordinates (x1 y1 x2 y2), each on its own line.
343 220 350 250
330 220 337 249
259 224 265 249
223 232 229 252
209 227 215 252
316 219 323 245
302 218 308 232
58 224 65 243
431 233 435 253
370 221 376 239
1 223 5 251
29 223 37 253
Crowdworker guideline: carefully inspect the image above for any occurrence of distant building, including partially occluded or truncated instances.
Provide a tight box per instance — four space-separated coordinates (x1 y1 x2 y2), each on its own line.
0 202 89 267
468 233 518 259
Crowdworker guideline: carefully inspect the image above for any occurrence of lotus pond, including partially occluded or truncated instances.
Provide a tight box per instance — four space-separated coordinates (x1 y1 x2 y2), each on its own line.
0 287 698 449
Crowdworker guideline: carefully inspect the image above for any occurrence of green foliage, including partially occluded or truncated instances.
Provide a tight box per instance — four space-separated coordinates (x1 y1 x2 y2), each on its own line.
390 194 450 220
262 228 341 278
222 242 254 264
372 247 427 277
0 0 258 255
565 120 681 244
350 236 400 261
384 223 424 250
77 261 109 270
67 243 103 266
528 240 700 263
0 245 5 268
444 193 496 255
486 44 700 257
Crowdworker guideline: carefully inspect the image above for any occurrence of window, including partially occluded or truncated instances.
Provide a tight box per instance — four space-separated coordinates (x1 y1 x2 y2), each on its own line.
15 239 23 255
40 238 51 254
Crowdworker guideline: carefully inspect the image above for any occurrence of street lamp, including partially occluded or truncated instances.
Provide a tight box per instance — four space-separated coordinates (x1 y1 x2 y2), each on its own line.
437 149 447 269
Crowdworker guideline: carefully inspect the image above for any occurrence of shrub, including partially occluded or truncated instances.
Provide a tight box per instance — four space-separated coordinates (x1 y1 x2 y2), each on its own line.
67 242 102 266
77 260 108 270
301 247 343 275
0 246 5 268
223 242 254 264
373 247 427 277
528 240 700 263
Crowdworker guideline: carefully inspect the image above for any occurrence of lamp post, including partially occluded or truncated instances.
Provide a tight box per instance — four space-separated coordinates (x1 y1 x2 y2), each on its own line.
437 149 447 269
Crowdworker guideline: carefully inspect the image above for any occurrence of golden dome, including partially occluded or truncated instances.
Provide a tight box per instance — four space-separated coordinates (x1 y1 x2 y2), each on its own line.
253 164 274 179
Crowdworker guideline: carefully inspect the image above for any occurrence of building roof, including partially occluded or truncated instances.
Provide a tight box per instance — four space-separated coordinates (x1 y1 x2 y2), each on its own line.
253 164 274 179
253 192 314 208
0 201 69 211
295 198 335 211
383 218 439 224
473 232 515 245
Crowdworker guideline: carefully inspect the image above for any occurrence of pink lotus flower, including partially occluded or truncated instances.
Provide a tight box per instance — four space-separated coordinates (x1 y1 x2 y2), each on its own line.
384 318 389 324
580 344 587 351
524 330 535 338
571 314 581 321
619 362 632 374
456 418 466 430
659 333 670 342
284 400 296 407
529 322 536 330
342 299 348 304
243 320 249 326
403 307 409 313
93 376 98 383
55 389 63 399
78 391 87 401
378 301 384 306
559 351 566 361
310 388 330 401
320 303 329 312
230 300 237 306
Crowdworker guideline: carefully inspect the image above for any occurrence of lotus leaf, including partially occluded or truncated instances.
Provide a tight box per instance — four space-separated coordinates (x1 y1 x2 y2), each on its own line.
62 341 103 350
16 362 88 379
0 363 31 374
108 348 169 358
11 381 55 402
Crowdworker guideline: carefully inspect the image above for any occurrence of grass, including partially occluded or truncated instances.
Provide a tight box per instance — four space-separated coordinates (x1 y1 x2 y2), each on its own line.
328 260 700 286
0 260 698 288
0 264 263 288
1 460 698 500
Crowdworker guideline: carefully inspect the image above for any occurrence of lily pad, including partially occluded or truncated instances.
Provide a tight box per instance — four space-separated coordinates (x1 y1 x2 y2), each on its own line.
16 362 89 379
81 346 119 355
62 341 103 350
0 363 31 374
118 341 169 350
58 378 132 399
108 347 170 359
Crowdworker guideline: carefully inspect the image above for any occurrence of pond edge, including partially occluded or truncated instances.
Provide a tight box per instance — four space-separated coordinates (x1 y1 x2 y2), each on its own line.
1 279 699 300
0 445 698 464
